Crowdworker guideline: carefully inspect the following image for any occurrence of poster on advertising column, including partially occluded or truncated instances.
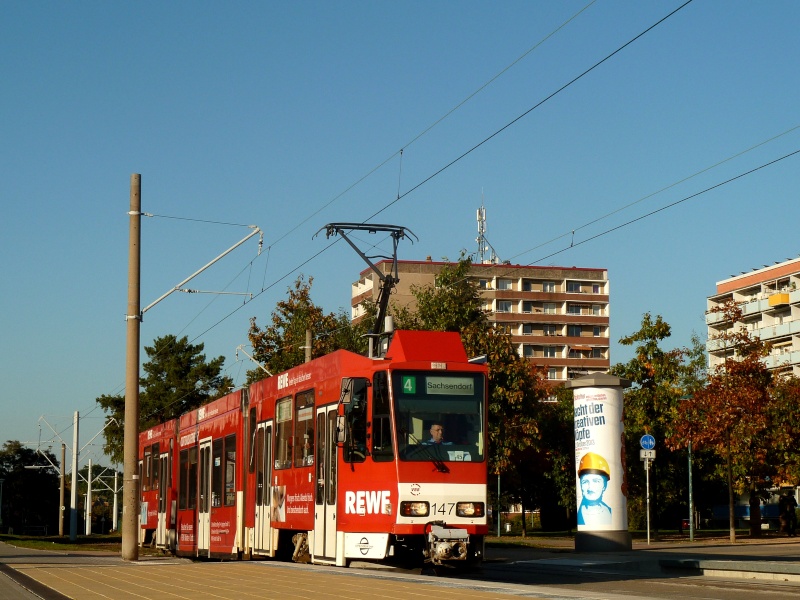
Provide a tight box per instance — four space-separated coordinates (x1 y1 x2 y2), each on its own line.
573 385 627 532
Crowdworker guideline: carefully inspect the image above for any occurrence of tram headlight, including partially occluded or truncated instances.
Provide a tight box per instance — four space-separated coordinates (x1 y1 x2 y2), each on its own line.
400 501 430 517
456 502 485 517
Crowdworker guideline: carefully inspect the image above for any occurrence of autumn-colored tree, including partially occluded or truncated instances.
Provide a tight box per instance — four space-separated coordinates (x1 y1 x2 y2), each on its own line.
770 375 800 484
247 275 367 381
669 299 774 540
97 335 232 464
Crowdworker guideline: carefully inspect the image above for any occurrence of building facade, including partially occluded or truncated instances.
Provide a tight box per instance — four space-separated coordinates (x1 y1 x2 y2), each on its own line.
352 259 610 382
707 257 800 377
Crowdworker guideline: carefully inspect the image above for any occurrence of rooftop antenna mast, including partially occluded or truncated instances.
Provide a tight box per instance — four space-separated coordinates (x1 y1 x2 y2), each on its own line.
317 223 417 355
476 195 499 264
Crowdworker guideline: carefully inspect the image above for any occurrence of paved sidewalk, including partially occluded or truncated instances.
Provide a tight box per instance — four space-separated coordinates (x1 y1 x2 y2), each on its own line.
1 536 799 600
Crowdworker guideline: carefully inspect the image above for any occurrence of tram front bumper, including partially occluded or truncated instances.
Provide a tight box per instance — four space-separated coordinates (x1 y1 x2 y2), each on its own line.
426 525 469 564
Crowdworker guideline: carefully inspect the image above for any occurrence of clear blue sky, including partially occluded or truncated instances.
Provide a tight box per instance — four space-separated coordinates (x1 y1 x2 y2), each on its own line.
2 1 799 466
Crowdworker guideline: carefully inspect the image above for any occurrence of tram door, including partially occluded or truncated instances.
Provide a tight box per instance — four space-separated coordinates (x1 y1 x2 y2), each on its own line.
197 439 212 556
253 422 274 555
155 450 170 547
313 406 338 561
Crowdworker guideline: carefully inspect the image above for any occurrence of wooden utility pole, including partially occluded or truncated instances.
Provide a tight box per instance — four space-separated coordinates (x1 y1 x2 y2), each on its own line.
122 174 141 561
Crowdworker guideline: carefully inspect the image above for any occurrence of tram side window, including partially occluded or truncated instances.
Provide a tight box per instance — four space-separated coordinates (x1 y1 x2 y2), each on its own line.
275 397 293 469
211 438 223 507
225 434 236 506
248 407 257 474
151 443 160 491
143 446 152 492
372 372 393 462
343 378 368 463
179 449 188 509
187 446 198 509
294 389 315 467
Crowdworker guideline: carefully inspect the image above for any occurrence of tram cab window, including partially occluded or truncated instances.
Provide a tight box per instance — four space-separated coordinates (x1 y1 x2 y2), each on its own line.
395 372 486 463
274 397 293 469
371 372 393 462
343 378 368 463
293 389 315 467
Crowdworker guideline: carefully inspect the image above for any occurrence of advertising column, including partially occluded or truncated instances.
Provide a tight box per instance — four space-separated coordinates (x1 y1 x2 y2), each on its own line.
566 373 632 552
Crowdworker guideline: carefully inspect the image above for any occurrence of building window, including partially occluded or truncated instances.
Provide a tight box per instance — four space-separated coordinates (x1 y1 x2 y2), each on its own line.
497 300 512 313
543 324 557 336
522 279 533 292
593 326 603 337
548 367 559 380
523 345 535 358
543 281 555 292
568 324 582 337
593 284 601 294
495 323 512 334
497 279 513 291
592 348 604 359
479 279 488 289
592 304 602 316
522 301 534 313
544 303 557 314
522 324 534 335
567 281 582 293
544 346 557 358
567 304 582 315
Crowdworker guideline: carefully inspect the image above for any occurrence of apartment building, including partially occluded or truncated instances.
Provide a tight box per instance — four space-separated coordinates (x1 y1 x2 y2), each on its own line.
707 257 800 376
351 259 610 382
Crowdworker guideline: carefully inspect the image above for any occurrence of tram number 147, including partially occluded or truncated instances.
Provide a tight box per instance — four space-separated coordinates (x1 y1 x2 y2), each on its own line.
432 502 456 516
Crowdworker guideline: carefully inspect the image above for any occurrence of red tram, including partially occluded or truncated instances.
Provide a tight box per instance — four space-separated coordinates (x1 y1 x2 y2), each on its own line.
139 330 488 567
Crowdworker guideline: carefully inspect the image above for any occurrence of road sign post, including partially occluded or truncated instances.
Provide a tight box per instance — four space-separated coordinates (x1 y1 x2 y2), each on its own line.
640 435 656 545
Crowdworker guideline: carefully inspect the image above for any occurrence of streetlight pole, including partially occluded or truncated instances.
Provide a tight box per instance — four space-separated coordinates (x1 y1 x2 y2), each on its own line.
688 440 694 542
122 174 141 561
60 443 65 536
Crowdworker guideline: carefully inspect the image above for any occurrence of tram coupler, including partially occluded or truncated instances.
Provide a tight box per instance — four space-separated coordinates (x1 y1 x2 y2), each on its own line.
424 522 470 565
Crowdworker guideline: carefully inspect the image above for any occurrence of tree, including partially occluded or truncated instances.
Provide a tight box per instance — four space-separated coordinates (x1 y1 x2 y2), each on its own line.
400 257 546 477
247 275 367 381
97 335 232 464
669 300 775 540
609 313 688 530
0 441 60 534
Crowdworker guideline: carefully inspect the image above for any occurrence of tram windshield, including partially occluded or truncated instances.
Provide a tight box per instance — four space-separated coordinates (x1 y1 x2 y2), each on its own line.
393 371 485 463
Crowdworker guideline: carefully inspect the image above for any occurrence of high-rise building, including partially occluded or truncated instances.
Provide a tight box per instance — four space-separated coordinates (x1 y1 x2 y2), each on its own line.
351 259 610 381
707 257 800 376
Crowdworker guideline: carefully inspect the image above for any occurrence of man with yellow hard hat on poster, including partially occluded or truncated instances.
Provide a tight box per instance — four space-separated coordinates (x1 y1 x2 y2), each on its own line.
577 452 612 526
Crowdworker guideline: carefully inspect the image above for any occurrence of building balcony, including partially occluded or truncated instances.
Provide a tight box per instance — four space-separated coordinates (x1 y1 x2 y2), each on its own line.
764 350 800 370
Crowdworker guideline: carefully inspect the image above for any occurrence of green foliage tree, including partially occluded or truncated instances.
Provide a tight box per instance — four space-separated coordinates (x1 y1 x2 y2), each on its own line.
399 256 547 480
0 441 60 534
609 313 688 529
247 275 367 381
96 335 232 464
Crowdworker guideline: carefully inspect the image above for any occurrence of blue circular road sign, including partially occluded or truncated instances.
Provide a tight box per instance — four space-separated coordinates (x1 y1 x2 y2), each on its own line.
640 434 656 450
